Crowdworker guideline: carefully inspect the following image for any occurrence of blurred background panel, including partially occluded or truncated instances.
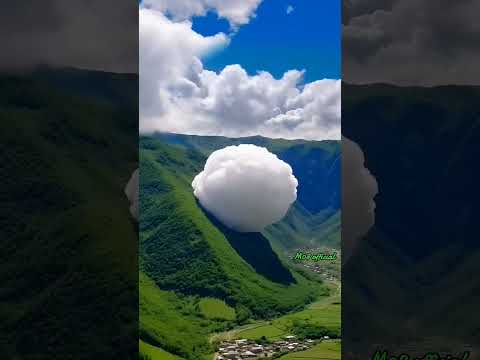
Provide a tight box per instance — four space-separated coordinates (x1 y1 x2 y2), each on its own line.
0 1 138 359
342 0 480 358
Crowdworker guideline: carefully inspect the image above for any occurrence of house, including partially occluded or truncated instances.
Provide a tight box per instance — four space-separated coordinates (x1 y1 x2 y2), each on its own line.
250 346 264 354
224 351 239 359
216 336 319 360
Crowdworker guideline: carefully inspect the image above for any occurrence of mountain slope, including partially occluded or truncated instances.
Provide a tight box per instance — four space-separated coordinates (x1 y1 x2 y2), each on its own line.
139 136 331 359
139 272 215 359
0 69 138 358
139 137 324 313
152 132 341 250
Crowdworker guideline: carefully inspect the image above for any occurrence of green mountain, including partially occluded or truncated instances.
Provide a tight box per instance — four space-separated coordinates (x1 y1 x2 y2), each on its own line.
0 69 138 358
139 135 339 359
152 132 341 250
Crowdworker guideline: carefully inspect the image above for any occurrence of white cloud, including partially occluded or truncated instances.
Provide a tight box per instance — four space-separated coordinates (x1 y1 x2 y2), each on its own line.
142 0 262 27
192 144 298 232
139 8 229 122
286 5 294 14
342 136 378 263
139 6 341 141
1 0 138 72
265 78 341 140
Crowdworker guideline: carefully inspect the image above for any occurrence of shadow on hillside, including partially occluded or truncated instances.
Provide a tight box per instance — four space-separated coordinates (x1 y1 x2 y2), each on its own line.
200 205 296 285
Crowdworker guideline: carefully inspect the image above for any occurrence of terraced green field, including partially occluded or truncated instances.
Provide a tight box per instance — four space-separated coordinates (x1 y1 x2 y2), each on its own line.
278 340 341 359
234 301 340 341
212 281 340 343
236 282 339 341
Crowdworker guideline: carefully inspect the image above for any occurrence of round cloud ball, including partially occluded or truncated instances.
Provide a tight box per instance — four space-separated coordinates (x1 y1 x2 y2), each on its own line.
342 136 378 263
192 144 298 232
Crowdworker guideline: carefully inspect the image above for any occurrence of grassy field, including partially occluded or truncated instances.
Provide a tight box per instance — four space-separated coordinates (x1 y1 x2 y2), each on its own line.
238 282 339 341
235 301 340 341
198 298 236 321
211 281 340 343
278 340 341 359
139 340 183 360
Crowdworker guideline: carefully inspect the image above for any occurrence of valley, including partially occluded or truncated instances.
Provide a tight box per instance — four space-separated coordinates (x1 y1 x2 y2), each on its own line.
139 135 341 360
208 278 340 360
140 274 340 360
211 278 340 344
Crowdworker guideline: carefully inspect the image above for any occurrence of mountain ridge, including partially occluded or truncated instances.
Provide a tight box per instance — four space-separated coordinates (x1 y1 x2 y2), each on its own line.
150 132 341 250
139 135 338 359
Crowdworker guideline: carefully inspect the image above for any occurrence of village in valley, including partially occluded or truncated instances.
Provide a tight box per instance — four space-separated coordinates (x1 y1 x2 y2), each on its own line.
215 335 330 360
212 245 341 360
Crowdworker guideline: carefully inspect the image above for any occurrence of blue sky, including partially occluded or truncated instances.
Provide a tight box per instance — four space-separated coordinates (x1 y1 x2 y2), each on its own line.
192 0 340 82
140 1 341 140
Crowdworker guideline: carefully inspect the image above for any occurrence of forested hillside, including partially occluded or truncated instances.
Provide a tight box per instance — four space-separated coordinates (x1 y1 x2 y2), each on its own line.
139 135 338 359
0 68 138 358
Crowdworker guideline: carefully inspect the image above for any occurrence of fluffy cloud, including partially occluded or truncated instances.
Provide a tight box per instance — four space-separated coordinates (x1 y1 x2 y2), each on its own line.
142 0 262 27
342 136 378 263
139 9 339 140
164 65 340 140
139 6 340 141
265 78 340 140
125 169 139 221
286 5 294 14
0 1 137 72
139 8 228 121
192 145 298 232
343 0 480 85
